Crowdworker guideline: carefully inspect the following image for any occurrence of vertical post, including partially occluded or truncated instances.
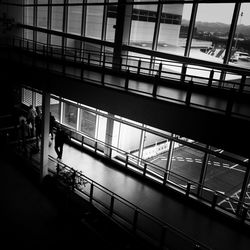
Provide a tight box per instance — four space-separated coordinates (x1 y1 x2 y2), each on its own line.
211 192 218 209
164 137 174 184
239 75 246 93
137 59 141 75
186 182 191 196
125 69 130 90
109 195 115 216
225 88 235 116
197 145 210 197
90 182 94 203
152 74 158 97
158 62 162 78
208 70 214 87
143 163 147 177
40 92 50 182
185 80 193 105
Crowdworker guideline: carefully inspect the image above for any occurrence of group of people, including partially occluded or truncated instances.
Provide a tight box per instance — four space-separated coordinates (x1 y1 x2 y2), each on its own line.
17 105 67 159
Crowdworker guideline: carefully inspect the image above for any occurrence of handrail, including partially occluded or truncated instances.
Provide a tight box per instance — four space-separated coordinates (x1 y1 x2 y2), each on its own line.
58 122 249 222
3 37 250 120
48 155 212 250
9 36 250 89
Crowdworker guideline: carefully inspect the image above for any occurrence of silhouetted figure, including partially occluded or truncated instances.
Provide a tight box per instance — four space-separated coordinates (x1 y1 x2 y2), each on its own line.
27 105 37 137
50 112 56 140
54 126 69 160
35 108 42 149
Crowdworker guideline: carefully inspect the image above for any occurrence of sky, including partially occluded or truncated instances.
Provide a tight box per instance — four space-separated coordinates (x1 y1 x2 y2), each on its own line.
182 3 250 26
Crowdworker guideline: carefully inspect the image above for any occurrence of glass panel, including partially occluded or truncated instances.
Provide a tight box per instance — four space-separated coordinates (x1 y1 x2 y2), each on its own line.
35 92 42 107
157 4 192 56
230 3 250 70
190 3 234 63
37 0 48 28
52 0 64 31
85 1 104 39
168 141 205 193
129 3 157 50
62 102 78 128
68 0 82 35
96 115 107 143
22 88 33 106
106 4 117 42
117 123 141 164
50 98 60 121
80 109 97 138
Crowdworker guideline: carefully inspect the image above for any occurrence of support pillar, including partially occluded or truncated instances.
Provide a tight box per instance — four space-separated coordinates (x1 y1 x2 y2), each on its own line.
40 91 50 181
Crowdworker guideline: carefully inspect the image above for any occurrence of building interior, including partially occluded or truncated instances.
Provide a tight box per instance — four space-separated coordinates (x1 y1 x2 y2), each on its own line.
0 0 250 249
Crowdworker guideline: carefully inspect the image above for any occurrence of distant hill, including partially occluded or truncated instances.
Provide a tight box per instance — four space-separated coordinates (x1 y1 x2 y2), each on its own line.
182 19 250 37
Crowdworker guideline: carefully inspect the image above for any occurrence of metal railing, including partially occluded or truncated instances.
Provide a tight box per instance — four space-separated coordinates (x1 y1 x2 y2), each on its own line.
48 155 212 250
1 37 250 120
59 123 250 224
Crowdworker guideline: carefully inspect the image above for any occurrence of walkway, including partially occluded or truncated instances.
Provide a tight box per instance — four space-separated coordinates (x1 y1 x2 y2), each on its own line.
0 141 158 250
31 139 250 250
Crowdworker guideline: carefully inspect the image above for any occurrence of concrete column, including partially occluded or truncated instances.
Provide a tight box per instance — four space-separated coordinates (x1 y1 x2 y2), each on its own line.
104 114 114 157
40 91 50 181
112 0 133 70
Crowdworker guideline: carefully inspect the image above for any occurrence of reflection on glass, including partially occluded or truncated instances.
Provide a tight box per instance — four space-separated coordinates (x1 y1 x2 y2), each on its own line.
50 98 60 121
80 110 96 138
63 103 78 128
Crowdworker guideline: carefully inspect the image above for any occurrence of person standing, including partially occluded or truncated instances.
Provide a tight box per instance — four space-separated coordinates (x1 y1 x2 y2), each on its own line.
35 107 42 149
54 126 69 160
27 105 37 137
49 112 56 140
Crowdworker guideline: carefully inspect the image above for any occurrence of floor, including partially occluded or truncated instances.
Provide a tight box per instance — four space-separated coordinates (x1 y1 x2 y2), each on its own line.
0 141 158 250
26 138 250 250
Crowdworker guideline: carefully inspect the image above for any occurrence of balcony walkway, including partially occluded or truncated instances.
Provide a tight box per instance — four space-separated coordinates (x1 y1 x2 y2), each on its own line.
2 133 249 250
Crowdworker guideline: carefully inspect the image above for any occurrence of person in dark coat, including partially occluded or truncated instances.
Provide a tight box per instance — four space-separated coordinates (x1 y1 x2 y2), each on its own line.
49 112 56 140
54 126 69 160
